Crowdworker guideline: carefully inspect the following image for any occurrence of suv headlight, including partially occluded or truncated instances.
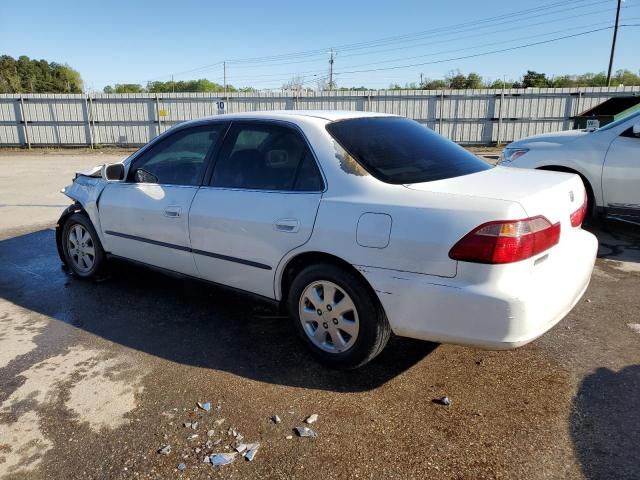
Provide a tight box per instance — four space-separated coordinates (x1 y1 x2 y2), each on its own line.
499 148 529 165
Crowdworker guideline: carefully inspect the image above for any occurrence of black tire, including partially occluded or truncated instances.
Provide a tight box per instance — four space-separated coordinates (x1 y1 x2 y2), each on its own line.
287 263 391 369
61 213 106 279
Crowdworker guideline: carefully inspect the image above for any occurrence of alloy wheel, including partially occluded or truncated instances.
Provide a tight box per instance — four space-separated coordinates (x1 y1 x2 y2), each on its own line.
298 280 360 353
67 224 96 273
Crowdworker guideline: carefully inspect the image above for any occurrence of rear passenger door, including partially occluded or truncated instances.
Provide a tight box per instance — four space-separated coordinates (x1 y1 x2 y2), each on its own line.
189 121 324 298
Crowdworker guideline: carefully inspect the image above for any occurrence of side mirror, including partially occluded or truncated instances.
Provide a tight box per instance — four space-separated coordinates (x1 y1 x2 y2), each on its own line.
633 123 640 137
102 163 125 181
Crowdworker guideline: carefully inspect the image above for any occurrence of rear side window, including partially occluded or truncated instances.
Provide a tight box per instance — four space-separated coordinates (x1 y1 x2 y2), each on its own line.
211 123 323 191
326 117 490 184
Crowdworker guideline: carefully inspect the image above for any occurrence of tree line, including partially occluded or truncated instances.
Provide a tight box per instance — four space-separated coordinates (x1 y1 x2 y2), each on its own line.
390 69 640 90
2 54 639 93
0 55 83 93
103 79 256 94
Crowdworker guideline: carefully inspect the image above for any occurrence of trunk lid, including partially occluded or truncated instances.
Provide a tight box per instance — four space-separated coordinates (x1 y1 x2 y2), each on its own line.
405 166 585 231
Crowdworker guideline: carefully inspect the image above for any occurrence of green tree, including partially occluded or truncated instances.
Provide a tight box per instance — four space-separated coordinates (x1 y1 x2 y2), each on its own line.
103 83 144 93
464 73 483 89
521 70 550 88
420 78 446 89
0 55 82 93
446 70 467 89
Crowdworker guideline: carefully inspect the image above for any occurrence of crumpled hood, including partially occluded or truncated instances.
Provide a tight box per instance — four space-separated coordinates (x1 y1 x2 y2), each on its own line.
508 129 588 149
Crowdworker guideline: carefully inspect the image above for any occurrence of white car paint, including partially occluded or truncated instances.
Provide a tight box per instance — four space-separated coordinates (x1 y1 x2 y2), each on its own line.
499 110 640 219
62 110 598 350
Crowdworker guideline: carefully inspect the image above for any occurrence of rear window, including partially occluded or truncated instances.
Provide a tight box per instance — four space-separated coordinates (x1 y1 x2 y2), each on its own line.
326 116 490 184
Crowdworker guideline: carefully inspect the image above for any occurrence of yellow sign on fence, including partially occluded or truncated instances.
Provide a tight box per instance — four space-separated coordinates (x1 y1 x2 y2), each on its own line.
158 109 168 117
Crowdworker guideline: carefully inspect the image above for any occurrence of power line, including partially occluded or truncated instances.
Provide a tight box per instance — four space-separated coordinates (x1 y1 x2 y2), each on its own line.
141 0 606 81
335 26 631 76
222 3 620 73
224 17 639 87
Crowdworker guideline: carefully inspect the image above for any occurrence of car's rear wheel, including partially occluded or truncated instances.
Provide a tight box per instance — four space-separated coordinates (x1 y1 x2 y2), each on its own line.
61 213 105 279
288 264 391 369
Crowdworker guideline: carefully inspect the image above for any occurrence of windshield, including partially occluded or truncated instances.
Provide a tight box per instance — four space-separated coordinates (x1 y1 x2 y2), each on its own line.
326 117 490 184
597 109 640 132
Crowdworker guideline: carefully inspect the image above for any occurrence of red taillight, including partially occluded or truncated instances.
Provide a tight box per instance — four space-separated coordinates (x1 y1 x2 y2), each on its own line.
449 216 561 264
570 194 588 227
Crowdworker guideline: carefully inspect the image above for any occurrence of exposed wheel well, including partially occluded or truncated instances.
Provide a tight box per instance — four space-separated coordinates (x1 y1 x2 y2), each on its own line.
536 165 596 216
279 251 376 305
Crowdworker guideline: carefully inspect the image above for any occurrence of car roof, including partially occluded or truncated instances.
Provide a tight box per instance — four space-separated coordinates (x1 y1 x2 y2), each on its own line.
194 110 397 123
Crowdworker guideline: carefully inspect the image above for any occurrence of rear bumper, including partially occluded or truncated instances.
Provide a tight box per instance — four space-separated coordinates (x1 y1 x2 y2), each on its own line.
357 228 598 349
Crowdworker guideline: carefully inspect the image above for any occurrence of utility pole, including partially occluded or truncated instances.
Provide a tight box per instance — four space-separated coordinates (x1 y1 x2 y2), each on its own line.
328 49 334 90
420 72 424 86
223 61 227 97
607 0 622 86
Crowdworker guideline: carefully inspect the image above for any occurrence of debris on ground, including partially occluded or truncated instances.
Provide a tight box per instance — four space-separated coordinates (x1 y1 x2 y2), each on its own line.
433 396 451 406
214 418 225 426
183 422 192 428
203 455 211 463
158 445 171 455
177 463 186 471
286 435 293 440
272 415 281 424
194 447 201 454
207 429 215 437
628 323 640 334
304 414 319 424
191 422 198 430
244 444 259 461
295 426 318 438
210 453 237 466
197 401 212 412
187 434 199 441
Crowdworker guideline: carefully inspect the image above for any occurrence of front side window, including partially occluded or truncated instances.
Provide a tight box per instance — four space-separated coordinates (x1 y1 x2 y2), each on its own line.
326 116 490 184
128 124 222 186
211 123 323 191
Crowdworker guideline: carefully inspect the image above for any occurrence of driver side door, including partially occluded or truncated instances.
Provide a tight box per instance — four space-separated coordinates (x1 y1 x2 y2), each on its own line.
98 123 226 275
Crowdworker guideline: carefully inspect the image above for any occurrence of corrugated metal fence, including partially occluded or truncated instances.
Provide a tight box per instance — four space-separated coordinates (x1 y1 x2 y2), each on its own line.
1 87 638 147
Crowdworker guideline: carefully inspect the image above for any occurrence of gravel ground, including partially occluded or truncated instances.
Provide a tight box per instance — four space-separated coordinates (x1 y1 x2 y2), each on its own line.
0 150 638 480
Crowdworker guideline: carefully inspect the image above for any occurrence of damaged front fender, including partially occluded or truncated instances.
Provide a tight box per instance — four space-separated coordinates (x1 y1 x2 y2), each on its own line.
60 172 109 245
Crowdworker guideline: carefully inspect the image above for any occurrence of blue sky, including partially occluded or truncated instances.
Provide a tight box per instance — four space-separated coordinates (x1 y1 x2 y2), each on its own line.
1 0 638 91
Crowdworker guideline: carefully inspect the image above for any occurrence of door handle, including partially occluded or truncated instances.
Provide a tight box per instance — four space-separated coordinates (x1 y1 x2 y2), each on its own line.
164 206 182 218
274 218 300 233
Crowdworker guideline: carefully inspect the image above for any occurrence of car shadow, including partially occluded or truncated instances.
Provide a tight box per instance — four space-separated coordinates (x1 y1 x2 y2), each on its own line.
570 365 640 480
587 218 640 265
0 228 436 393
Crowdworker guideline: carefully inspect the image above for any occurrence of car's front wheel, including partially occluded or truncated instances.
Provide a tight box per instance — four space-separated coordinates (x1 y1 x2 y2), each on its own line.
61 213 106 279
288 264 391 369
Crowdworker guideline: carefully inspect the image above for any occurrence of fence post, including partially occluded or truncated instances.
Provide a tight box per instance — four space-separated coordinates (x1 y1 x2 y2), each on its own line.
439 90 444 134
496 86 505 146
83 94 94 148
19 95 31 149
155 95 161 137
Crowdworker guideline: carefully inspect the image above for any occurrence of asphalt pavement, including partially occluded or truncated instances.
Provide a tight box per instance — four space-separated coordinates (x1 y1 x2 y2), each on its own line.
0 150 638 479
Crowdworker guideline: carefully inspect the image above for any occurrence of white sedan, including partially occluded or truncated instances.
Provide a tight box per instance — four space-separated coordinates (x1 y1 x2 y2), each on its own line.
499 110 640 223
57 111 597 368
